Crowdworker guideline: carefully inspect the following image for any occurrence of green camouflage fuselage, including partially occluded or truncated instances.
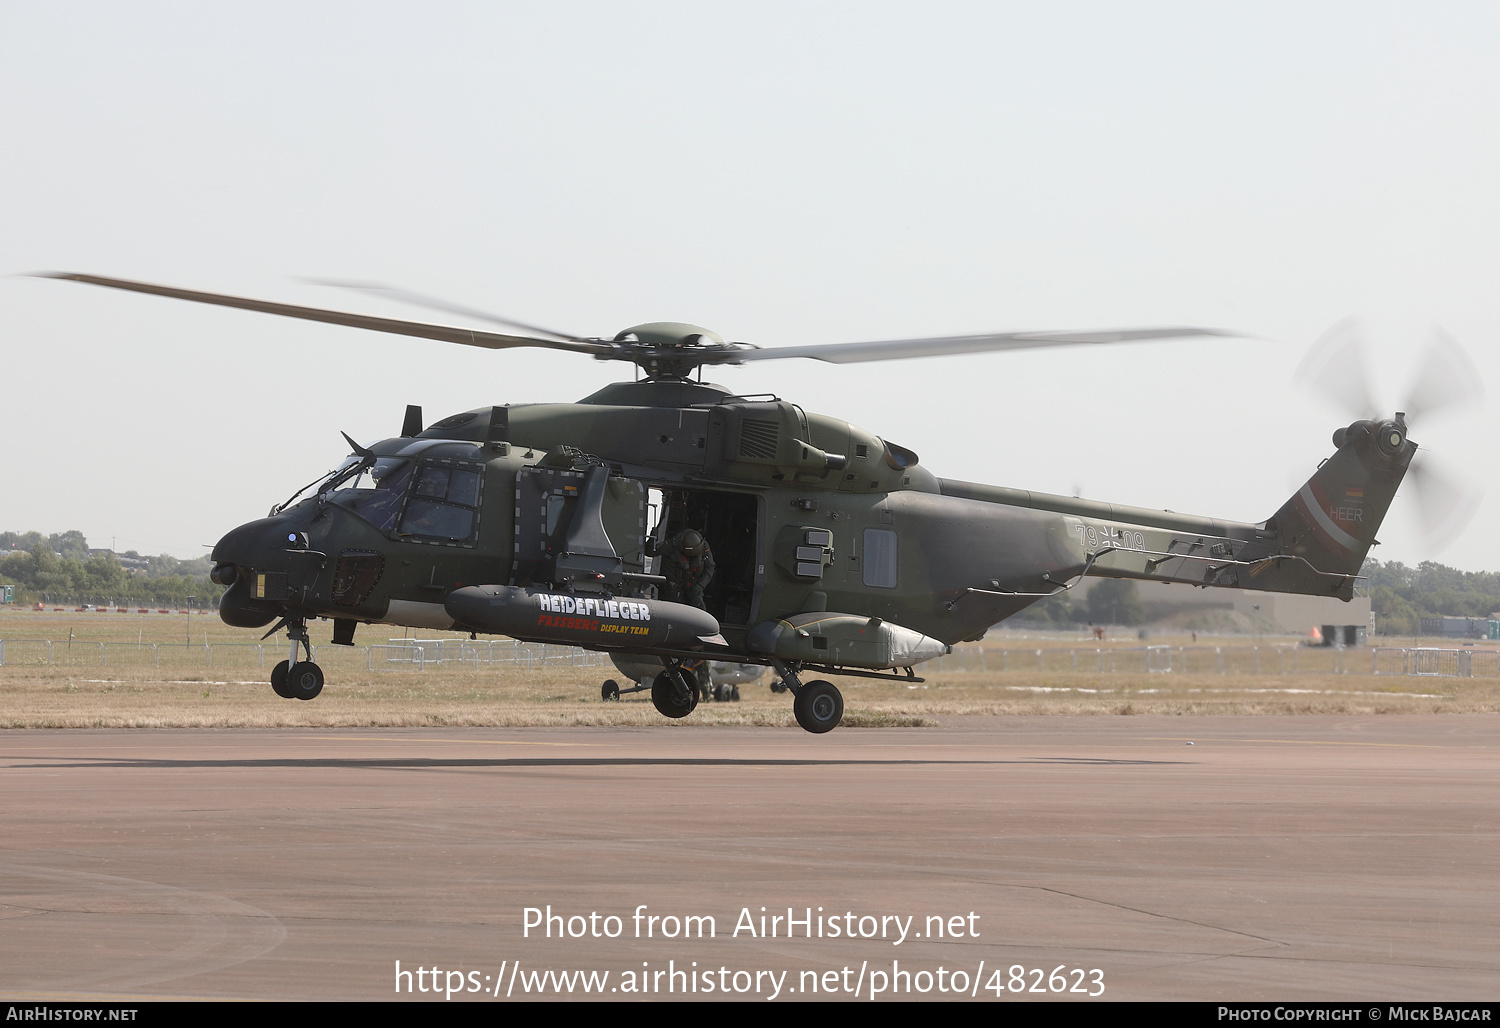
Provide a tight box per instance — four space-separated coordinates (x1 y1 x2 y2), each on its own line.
213 379 1411 668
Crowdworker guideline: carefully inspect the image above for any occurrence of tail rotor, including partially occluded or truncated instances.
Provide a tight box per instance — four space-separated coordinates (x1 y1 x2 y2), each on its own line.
1296 319 1485 552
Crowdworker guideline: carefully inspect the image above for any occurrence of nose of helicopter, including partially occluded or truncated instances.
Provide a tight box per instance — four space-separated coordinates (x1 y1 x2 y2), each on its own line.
211 513 308 572
210 513 315 628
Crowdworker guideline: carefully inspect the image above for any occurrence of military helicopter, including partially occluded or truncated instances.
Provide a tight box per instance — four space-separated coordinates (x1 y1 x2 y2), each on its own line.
39 272 1426 733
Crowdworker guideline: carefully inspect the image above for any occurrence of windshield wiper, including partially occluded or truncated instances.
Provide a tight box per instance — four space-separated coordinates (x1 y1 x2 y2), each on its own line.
268 432 376 516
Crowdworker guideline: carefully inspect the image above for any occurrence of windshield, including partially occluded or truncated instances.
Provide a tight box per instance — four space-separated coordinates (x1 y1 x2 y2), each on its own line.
327 458 413 532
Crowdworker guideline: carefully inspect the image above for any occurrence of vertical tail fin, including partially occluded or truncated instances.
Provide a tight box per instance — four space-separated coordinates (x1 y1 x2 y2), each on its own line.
1252 416 1414 594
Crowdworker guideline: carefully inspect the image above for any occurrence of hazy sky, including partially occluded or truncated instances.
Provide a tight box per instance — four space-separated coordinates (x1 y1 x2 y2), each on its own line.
3 3 1497 570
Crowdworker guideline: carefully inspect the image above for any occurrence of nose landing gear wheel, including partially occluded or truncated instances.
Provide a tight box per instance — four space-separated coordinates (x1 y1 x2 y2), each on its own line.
793 680 843 734
601 679 620 701
287 661 324 701
270 660 294 699
651 668 699 719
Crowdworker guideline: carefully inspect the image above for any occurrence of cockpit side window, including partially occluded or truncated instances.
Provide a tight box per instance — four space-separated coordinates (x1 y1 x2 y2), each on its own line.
415 466 451 499
446 468 481 507
397 461 483 545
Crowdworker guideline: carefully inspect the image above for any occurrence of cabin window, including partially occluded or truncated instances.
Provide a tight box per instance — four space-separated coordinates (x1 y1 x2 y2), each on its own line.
862 528 898 589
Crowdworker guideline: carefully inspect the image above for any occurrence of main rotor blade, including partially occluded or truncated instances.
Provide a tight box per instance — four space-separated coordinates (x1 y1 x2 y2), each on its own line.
33 273 615 356
302 278 590 342
1294 317 1379 422
727 326 1235 365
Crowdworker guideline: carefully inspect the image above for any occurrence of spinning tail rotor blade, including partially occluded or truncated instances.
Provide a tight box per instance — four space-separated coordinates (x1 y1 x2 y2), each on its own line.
1405 453 1483 552
1295 317 1379 421
1297 318 1486 552
1401 326 1486 425
1387 326 1485 548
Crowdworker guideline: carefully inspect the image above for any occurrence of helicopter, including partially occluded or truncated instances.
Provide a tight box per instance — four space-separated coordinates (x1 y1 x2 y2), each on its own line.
38 272 1423 733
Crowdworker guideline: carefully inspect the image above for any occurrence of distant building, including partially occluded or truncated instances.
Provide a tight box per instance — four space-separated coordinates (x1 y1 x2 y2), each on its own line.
1419 616 1492 640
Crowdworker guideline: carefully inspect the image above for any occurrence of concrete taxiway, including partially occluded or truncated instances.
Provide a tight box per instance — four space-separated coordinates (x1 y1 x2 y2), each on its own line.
1 715 1497 1001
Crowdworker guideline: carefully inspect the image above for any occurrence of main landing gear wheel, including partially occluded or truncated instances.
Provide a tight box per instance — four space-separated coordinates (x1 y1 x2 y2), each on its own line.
793 680 843 734
287 661 324 701
601 679 620 701
651 668 699 719
270 660 294 699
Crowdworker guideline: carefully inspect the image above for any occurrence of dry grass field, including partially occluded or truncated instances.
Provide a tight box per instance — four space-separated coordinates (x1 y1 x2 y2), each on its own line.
3 608 1497 728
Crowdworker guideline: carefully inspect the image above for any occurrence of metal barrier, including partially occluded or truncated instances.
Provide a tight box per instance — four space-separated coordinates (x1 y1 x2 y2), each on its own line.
0 636 606 673
48 640 105 666
3 635 1489 678
933 644 1500 678
1410 648 1461 677
101 642 160 667
206 643 266 669
0 639 53 665
370 638 607 671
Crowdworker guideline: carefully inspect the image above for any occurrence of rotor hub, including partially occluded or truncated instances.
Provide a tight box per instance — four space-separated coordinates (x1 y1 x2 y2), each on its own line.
608 322 753 380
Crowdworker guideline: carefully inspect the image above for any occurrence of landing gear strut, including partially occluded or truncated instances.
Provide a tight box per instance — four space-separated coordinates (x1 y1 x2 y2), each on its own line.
270 617 323 701
773 661 844 734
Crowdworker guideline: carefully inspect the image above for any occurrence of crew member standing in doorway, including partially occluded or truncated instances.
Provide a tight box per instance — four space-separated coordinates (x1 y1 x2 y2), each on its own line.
661 529 716 610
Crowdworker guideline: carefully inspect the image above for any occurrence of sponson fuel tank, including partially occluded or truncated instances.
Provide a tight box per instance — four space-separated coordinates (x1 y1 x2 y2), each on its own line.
445 586 724 650
747 612 949 667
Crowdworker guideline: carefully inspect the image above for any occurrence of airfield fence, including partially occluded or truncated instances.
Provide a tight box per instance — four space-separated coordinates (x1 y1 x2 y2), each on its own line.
367 638 607 671
2 636 1494 678
927 644 1500 678
0 637 606 672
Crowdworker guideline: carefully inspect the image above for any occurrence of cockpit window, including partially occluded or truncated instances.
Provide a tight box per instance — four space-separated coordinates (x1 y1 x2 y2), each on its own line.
398 460 483 545
446 468 481 507
326 450 483 545
400 499 474 540
415 466 448 498
327 460 413 533
411 465 481 506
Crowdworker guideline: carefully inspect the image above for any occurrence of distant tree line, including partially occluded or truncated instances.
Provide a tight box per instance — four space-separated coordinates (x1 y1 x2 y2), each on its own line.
1364 559 1500 636
0 530 225 607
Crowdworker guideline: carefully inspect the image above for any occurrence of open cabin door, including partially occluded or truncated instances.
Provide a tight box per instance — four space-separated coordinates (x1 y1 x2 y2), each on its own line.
653 486 761 628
